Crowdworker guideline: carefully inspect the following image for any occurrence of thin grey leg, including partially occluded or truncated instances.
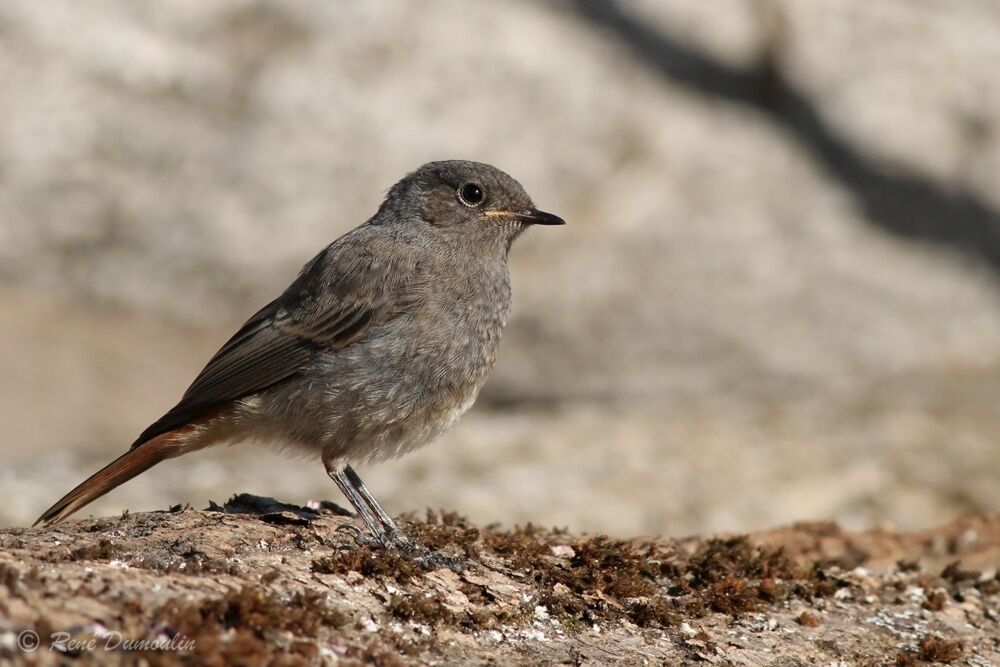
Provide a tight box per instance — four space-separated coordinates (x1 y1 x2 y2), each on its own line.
344 465 397 531
344 465 412 549
327 466 386 542
330 463 460 570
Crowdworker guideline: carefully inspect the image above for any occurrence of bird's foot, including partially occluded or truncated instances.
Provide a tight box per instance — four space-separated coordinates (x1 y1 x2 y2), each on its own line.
338 523 464 572
337 521 414 552
380 529 465 571
381 529 418 554
412 548 466 573
336 522 383 549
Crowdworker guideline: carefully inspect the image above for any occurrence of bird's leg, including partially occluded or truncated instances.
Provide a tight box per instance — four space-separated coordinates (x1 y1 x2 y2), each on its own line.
327 462 464 571
344 465 464 571
326 465 388 547
343 465 414 552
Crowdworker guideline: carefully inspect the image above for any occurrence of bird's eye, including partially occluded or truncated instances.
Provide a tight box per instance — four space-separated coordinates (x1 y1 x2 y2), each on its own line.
458 183 485 207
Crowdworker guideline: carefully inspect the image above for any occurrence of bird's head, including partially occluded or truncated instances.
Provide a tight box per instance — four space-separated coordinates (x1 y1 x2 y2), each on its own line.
377 160 564 253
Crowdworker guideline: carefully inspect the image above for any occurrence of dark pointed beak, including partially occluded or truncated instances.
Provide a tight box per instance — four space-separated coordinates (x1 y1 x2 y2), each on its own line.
513 208 566 226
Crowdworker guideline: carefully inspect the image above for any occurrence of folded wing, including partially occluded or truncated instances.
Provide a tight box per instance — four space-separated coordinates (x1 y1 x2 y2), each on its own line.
131 231 419 448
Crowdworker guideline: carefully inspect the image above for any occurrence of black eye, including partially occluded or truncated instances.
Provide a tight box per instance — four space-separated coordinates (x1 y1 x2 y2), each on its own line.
458 183 485 207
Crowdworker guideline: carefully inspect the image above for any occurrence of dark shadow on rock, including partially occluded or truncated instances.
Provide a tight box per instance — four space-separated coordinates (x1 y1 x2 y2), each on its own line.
206 493 352 525
567 0 1000 275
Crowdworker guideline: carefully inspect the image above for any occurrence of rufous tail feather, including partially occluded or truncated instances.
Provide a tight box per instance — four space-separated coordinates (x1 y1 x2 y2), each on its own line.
34 433 175 526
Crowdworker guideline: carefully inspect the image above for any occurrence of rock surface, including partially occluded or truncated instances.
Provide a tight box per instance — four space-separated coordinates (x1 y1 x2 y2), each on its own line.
1 500 998 665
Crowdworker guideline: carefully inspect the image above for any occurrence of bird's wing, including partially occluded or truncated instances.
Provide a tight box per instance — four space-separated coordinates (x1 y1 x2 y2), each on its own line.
131 231 420 448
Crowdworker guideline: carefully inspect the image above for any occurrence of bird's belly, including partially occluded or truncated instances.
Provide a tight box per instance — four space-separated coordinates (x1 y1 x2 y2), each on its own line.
261 317 500 464
346 388 481 465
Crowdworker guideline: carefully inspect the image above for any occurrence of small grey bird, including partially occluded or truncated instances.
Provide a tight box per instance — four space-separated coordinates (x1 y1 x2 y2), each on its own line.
35 160 564 549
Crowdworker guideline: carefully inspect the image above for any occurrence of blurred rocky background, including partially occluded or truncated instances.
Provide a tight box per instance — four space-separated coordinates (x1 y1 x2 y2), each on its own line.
1 0 998 537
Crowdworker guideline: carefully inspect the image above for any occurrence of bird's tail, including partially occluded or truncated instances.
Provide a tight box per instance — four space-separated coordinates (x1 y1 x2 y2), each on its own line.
34 433 176 526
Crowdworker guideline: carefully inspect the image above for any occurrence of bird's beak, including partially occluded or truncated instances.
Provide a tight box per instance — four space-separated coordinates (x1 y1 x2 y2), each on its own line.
487 209 566 226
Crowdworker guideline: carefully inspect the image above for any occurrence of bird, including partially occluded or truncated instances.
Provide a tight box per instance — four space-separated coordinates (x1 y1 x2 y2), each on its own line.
35 160 564 551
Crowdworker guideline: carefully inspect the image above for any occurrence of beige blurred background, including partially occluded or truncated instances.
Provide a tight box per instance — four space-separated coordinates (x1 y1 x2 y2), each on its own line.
1 0 998 537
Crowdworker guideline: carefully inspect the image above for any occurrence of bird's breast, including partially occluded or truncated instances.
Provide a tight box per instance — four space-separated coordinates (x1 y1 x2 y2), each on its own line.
308 258 511 438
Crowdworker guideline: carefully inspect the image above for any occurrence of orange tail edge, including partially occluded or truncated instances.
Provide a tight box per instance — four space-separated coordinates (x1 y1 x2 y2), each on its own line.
33 434 174 527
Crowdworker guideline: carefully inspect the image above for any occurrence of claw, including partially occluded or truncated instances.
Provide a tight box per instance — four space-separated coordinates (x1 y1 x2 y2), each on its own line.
356 532 386 549
413 549 466 573
332 523 463 572
335 522 362 538
335 522 382 548
384 529 416 554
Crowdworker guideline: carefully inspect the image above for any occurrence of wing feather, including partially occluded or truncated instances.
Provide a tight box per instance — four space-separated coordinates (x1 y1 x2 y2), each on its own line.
131 231 418 448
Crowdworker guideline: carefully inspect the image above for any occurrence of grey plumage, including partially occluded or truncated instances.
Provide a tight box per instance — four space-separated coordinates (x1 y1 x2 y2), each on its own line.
36 160 564 549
